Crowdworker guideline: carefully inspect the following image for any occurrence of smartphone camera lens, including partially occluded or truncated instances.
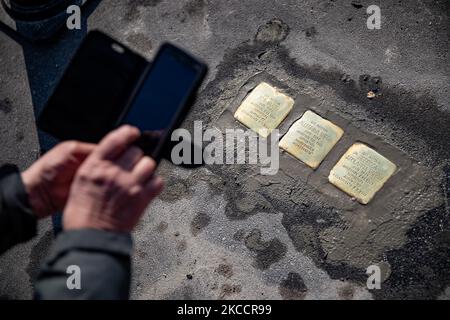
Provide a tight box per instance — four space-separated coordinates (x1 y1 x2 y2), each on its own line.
111 43 125 54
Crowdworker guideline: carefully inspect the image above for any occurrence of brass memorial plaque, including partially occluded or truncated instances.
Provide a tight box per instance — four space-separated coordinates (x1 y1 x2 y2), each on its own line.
328 143 397 204
234 82 294 138
279 111 344 169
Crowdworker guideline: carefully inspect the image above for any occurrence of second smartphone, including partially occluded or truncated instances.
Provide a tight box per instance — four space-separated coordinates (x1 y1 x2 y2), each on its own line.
119 42 207 161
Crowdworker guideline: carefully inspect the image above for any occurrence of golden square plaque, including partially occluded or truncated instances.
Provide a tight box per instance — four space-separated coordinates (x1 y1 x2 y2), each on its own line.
279 111 344 169
328 143 397 204
234 82 294 138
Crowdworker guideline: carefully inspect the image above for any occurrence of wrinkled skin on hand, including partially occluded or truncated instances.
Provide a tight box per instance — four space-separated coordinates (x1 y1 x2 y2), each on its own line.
22 141 95 219
63 126 164 233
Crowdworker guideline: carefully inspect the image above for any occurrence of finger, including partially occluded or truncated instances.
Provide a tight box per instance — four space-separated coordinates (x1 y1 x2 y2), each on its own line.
94 125 140 160
132 156 156 184
115 146 144 171
67 142 96 161
51 141 95 160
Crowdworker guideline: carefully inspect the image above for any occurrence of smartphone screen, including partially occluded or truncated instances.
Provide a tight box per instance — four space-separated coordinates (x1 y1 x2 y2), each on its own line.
120 44 206 159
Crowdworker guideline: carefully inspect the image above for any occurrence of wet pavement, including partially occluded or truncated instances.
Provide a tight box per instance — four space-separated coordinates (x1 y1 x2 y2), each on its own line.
0 0 449 299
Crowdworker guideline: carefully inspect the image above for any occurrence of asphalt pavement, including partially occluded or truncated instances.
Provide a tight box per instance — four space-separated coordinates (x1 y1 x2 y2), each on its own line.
0 0 448 299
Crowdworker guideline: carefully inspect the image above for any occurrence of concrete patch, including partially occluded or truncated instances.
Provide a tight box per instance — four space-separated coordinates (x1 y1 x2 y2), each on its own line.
181 20 448 297
132 173 373 299
243 229 287 270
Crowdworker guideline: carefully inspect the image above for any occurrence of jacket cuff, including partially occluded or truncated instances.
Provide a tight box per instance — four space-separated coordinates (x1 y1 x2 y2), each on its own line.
0 164 37 243
47 229 133 263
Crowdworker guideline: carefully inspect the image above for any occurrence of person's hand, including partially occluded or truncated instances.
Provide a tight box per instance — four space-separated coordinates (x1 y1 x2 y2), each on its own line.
21 141 95 219
63 125 164 233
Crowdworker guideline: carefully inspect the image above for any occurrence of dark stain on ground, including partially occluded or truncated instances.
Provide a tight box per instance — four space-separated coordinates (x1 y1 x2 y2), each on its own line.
26 231 53 283
190 212 211 236
244 229 287 270
0 98 12 114
166 285 195 300
177 239 187 252
359 74 382 94
184 0 207 17
338 283 355 300
233 229 246 241
137 249 148 259
304 26 317 38
340 73 354 85
178 0 207 23
156 221 168 233
158 175 192 202
279 272 307 300
350 0 363 9
255 18 290 43
216 263 233 278
225 187 273 219
124 0 163 21
219 283 242 298
184 17 449 298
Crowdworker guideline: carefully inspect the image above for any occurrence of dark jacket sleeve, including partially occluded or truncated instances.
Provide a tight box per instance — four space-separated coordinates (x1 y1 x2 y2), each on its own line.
0 165 132 299
34 229 132 300
0 165 37 254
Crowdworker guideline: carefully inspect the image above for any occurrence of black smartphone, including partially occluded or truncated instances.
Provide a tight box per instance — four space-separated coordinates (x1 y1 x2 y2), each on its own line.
118 43 207 162
38 30 208 164
38 31 147 143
